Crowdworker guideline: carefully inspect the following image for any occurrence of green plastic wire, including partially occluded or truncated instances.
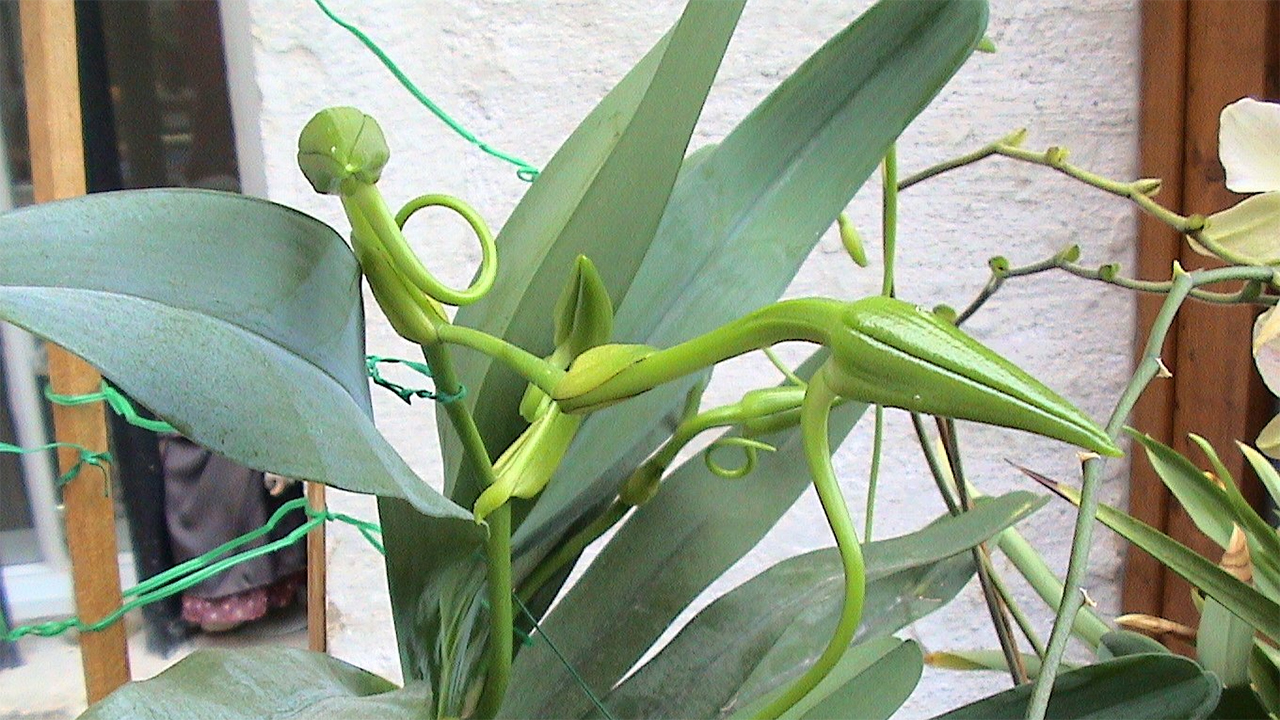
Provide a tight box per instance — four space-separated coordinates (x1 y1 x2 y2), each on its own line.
0 440 111 488
0 498 382 643
45 381 177 434
366 354 466 404
513 595 616 720
312 0 541 182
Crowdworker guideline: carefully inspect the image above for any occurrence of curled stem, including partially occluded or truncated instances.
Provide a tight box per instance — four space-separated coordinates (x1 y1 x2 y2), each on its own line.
752 369 865 719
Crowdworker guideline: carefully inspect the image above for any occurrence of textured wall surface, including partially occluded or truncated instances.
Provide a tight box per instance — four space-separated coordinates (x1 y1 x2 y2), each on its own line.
225 1 1140 716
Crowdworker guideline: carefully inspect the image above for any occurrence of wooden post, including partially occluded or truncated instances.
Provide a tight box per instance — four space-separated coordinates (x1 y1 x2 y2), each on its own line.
19 0 131 701
306 482 327 653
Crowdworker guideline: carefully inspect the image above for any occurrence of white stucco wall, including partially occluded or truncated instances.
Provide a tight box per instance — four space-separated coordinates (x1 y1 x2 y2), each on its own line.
225 1 1139 716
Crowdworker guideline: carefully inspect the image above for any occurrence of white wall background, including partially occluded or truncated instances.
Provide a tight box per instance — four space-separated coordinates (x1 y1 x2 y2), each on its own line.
223 1 1140 716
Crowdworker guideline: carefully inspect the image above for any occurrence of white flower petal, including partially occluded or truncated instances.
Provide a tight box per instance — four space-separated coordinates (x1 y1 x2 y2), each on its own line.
1257 413 1280 460
1194 191 1280 263
1219 97 1280 194
1253 306 1280 397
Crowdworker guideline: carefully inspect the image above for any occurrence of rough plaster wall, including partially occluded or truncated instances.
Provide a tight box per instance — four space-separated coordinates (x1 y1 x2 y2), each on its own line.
233 1 1139 716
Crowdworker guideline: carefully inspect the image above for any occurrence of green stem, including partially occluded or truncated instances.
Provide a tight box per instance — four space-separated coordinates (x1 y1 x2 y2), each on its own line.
958 252 1274 324
993 525 1109 647
435 323 564 394
881 145 898 298
1025 263 1271 719
559 298 843 411
940 419 1028 686
865 405 884 540
983 544 1047 659
911 414 1049 658
420 342 511 719
753 369 864 720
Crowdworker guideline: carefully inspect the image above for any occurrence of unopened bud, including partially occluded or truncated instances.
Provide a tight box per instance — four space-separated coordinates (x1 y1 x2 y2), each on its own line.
297 107 390 195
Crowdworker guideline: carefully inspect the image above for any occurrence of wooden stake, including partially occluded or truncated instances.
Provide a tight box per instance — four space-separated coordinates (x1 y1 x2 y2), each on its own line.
19 0 131 702
306 482 327 653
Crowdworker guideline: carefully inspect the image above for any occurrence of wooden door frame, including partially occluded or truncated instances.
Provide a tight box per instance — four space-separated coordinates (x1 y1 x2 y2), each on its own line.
1128 0 1280 637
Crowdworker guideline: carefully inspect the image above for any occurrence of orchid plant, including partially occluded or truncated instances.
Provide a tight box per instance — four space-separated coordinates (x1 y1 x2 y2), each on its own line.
1 1 1278 719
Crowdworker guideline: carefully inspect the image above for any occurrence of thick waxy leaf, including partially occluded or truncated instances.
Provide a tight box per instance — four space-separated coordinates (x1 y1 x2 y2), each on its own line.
445 0 745 508
386 2 744 684
730 638 924 720
1034 473 1280 643
514 0 989 558
934 654 1221 720
81 648 427 719
502 352 863 719
1096 630 1170 660
0 190 472 526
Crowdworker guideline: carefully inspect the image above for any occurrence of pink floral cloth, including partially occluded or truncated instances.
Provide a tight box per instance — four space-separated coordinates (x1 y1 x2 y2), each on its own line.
181 570 304 630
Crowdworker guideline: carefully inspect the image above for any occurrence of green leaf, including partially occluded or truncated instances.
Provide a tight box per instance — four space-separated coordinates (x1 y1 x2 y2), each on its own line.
1097 630 1170 659
0 189 472 526
1209 687 1271 720
501 352 864 720
540 492 1041 720
445 0 745 508
514 0 989 558
934 654 1221 720
1033 474 1280 644
81 647 428 719
1127 430 1234 548
734 638 924 720
1198 598 1255 688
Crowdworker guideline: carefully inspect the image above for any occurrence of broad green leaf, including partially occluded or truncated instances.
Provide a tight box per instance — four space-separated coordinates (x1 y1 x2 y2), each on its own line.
516 0 989 562
601 554 969 720
540 492 1041 720
1096 630 1170 659
1199 597 1254 688
501 352 864 720
1127 430 1233 548
1036 476 1280 643
389 3 742 685
1209 687 1271 720
81 647 427 719
444 0 745 508
727 494 1045 709
0 189 472 527
934 654 1221 720
729 638 924 720
1252 643 1280 716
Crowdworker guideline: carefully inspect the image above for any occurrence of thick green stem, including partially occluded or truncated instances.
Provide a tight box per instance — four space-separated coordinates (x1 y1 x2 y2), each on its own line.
1025 264 1271 719
435 323 564 394
561 298 842 410
419 343 511 719
752 369 864 720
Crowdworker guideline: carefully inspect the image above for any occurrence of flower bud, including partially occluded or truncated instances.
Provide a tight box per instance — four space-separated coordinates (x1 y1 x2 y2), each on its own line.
822 296 1120 457
297 107 390 195
554 344 658 412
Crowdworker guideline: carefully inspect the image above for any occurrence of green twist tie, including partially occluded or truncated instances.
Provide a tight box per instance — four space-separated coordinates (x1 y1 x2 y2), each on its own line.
2 497 387 643
44 381 177 434
0 440 111 488
366 355 466 405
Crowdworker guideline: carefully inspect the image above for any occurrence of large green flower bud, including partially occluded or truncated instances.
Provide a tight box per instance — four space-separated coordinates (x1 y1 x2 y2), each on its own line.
824 296 1120 457
297 107 390 195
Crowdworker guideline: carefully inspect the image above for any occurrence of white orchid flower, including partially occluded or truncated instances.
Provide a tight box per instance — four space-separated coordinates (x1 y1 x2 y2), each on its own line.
1194 98 1280 264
